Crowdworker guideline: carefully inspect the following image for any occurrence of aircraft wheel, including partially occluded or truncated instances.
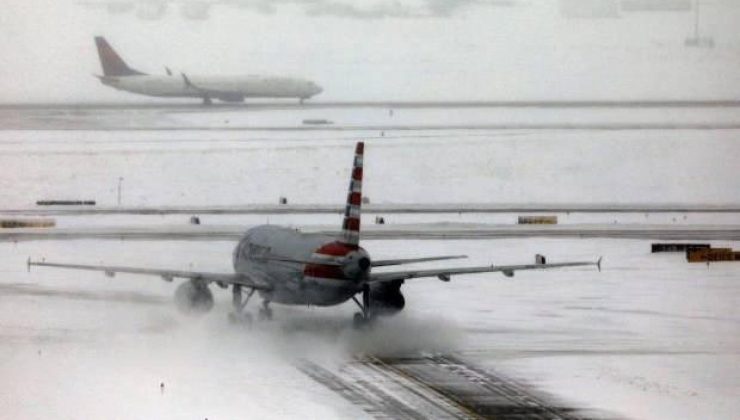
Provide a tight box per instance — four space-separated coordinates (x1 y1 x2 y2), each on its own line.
258 307 273 321
353 312 371 329
228 312 253 326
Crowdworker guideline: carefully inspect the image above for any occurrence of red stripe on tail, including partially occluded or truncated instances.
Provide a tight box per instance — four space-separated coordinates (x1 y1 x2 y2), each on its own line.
340 142 364 246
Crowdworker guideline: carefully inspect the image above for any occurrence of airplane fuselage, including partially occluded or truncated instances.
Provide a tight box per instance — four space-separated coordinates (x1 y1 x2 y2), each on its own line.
100 74 322 102
233 225 370 306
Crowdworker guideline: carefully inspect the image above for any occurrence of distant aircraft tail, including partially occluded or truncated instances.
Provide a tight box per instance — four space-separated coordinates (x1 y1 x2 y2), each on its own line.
340 142 364 247
94 36 146 77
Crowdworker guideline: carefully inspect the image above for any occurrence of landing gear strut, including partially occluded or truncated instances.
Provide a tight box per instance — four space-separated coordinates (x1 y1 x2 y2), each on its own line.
351 284 373 328
202 96 212 106
228 284 255 324
258 300 273 321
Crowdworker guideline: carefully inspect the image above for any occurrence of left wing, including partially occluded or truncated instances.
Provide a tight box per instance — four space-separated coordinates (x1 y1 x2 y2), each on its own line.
368 257 601 283
27 259 271 290
181 72 233 97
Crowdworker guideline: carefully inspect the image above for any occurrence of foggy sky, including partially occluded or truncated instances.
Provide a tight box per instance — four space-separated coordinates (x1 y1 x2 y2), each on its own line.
1 0 739 102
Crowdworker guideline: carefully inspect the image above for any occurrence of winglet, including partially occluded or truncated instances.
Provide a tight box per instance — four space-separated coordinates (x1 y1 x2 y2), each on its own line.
181 72 195 89
596 256 603 272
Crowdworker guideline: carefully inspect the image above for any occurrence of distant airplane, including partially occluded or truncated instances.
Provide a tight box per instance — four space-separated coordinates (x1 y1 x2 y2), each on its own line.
93 36 323 105
29 142 600 327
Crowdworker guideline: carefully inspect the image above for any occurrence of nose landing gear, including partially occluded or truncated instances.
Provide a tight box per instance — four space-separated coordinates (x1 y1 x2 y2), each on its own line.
229 284 254 325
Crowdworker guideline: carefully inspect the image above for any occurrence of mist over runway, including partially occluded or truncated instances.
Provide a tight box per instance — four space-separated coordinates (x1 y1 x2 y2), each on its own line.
2 102 740 131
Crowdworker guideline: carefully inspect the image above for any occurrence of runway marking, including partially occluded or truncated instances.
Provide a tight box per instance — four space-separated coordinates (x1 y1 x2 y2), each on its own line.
4 100 740 110
298 360 430 420
300 354 596 420
0 283 167 305
3 123 740 131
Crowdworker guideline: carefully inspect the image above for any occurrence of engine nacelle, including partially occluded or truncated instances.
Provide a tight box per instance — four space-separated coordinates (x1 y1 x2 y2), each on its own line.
340 249 371 280
369 280 405 317
174 280 214 314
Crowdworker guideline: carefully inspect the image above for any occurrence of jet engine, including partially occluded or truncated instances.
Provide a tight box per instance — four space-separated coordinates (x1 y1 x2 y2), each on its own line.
368 280 405 316
174 280 214 314
341 250 371 279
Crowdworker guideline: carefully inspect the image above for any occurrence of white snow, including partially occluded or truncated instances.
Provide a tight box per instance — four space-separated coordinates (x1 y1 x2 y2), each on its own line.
0 105 738 419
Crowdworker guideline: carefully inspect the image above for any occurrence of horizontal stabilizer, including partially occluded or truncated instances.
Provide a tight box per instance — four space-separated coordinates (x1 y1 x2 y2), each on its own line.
258 255 344 267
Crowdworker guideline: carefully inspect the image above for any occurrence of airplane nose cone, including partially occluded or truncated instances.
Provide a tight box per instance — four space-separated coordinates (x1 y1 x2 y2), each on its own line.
312 83 323 96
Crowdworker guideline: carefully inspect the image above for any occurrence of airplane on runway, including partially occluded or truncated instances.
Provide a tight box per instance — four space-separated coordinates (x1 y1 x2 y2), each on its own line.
29 142 600 327
93 36 323 105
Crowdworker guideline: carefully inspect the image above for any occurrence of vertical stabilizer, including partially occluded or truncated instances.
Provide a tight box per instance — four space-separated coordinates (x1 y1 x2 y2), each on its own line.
94 36 145 77
340 142 364 247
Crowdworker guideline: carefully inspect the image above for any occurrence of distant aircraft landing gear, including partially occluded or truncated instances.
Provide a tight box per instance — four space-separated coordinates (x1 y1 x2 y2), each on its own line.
228 284 255 325
258 300 273 321
351 285 373 329
202 96 212 106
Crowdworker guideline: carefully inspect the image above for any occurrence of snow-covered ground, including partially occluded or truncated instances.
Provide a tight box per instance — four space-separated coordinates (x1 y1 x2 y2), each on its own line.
0 106 738 208
1 237 738 419
1 105 738 419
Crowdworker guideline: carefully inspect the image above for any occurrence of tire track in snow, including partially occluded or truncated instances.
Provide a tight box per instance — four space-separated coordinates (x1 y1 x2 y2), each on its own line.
299 354 600 419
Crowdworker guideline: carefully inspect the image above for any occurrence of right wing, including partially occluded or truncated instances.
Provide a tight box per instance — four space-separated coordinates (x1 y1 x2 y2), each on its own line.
27 259 272 290
369 258 601 284
371 255 467 267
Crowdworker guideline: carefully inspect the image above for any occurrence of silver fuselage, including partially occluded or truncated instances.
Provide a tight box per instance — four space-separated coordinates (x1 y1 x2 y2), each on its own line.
232 225 367 306
100 74 322 100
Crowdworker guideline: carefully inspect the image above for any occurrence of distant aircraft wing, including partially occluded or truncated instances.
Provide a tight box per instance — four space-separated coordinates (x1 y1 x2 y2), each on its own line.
368 258 601 283
181 72 233 96
27 259 272 290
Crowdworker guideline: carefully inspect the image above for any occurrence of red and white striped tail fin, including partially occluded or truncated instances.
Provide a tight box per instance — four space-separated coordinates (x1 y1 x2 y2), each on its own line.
340 142 364 247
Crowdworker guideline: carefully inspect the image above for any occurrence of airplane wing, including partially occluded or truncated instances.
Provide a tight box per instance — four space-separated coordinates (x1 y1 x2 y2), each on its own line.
368 257 601 283
371 255 467 267
27 259 272 290
181 73 233 96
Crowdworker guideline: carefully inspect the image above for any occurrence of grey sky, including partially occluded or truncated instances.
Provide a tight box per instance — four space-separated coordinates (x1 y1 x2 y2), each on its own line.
1 0 739 102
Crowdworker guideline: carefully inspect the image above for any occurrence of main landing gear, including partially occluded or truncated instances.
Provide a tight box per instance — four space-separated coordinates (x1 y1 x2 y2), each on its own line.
351 284 374 329
258 300 273 321
229 284 273 325
202 96 212 106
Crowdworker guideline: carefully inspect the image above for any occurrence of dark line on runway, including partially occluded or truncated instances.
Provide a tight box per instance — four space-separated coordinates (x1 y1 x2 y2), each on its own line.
3 100 740 110
300 354 600 419
4 123 740 131
299 360 427 420
2 224 739 242
0 283 167 305
2 203 738 216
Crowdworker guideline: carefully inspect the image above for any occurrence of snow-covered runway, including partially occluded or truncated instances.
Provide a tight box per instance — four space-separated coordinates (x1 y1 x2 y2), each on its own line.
1 104 738 419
